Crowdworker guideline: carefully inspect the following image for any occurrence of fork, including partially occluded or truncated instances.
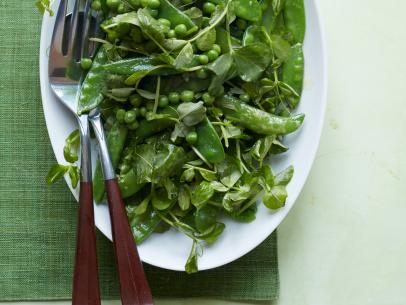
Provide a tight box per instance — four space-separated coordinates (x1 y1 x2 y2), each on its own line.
48 0 101 304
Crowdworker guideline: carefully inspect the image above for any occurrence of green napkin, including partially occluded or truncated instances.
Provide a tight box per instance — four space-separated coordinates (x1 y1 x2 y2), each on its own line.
0 1 279 301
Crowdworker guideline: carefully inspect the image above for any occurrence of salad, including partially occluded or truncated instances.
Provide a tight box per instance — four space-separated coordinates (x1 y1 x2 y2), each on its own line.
46 0 306 273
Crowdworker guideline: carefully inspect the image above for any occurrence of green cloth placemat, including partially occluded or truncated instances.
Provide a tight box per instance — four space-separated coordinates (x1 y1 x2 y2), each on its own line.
0 1 279 301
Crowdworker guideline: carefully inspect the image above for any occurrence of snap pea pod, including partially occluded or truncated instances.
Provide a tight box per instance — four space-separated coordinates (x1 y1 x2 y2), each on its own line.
127 206 162 244
195 117 225 164
77 47 109 114
131 106 178 144
282 43 304 109
284 0 306 43
93 121 128 203
158 0 198 34
216 95 305 135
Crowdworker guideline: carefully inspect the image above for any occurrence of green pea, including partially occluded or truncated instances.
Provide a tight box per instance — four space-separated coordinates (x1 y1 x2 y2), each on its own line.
149 8 159 18
239 93 250 103
116 109 126 123
159 95 169 107
146 101 155 110
175 24 188 37
168 92 180 104
207 49 219 61
139 106 147 117
130 94 142 107
106 0 119 9
180 90 194 102
196 69 208 79
130 28 143 43
167 29 176 38
124 110 137 124
91 0 102 11
141 0 149 7
203 2 216 14
198 54 209 65
148 0 160 9
80 58 92 70
212 44 221 54
186 131 198 144
202 92 215 105
236 18 247 30
127 120 139 130
158 18 171 28
117 3 126 13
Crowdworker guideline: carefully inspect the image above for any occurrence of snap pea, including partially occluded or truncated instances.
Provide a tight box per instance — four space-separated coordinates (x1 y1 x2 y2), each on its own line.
93 121 128 203
216 95 305 135
284 0 306 43
127 205 162 244
282 43 304 109
195 117 225 163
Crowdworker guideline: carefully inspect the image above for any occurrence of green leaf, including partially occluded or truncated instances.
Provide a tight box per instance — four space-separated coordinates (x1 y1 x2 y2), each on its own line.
174 42 194 69
216 156 242 188
270 138 289 154
222 185 251 212
195 168 217 182
133 196 150 215
163 177 178 200
127 206 161 244
233 43 272 81
274 165 294 186
207 53 233 76
68 166 79 189
270 34 291 62
232 0 262 22
177 101 206 126
162 39 188 51
171 122 192 142
197 222 225 244
104 12 140 28
191 181 215 209
46 164 68 185
180 167 195 182
209 181 229 192
178 186 191 211
137 8 166 43
229 204 257 222
263 185 287 209
63 129 80 163
152 188 174 210
36 0 54 16
185 240 199 274
242 25 271 46
196 28 216 51
195 205 218 233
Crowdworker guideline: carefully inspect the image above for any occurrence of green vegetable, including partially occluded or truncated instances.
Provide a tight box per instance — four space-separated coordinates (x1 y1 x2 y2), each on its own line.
48 0 307 273
217 95 305 135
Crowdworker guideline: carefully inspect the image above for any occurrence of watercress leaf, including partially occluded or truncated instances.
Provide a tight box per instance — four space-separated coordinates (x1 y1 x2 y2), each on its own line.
249 135 275 163
180 167 195 183
197 222 225 244
178 185 191 211
36 0 54 16
177 101 206 126
127 206 161 244
270 34 291 61
216 156 242 188
63 129 80 163
171 122 192 142
163 177 178 200
185 240 199 274
263 185 287 209
233 0 262 22
136 88 157 99
228 204 257 222
207 53 233 76
153 53 176 65
133 196 150 215
162 39 188 51
222 185 251 212
274 165 294 186
183 7 203 20
152 188 174 210
158 0 198 32
105 12 140 28
270 138 289 154
195 205 218 232
137 8 166 43
196 28 216 51
209 181 229 192
46 164 69 185
242 25 270 46
175 42 194 69
188 159 204 166
191 181 215 209
222 124 242 139
197 168 217 182
258 164 274 191
233 43 272 81
209 3 228 25
68 166 79 189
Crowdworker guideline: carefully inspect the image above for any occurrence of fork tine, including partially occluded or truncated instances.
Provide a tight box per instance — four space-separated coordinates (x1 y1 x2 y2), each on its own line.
80 0 92 59
50 0 68 55
67 0 81 61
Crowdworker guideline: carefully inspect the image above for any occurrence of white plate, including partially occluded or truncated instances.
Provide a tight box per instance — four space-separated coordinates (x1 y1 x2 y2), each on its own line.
39 0 327 272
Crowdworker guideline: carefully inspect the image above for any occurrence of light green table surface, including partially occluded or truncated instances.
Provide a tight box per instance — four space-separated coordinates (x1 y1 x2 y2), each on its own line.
4 0 406 304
